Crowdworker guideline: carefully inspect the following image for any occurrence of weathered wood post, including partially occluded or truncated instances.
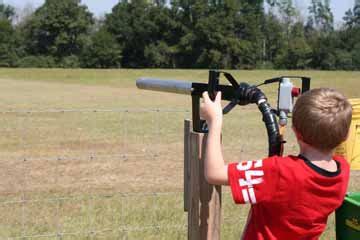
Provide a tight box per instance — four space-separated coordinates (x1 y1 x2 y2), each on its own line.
184 119 222 240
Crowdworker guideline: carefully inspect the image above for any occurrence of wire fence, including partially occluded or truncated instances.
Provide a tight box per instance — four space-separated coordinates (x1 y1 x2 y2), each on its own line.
0 108 338 239
0 108 251 240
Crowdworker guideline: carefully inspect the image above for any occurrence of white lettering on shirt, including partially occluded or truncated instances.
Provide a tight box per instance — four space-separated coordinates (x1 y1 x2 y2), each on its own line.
237 160 264 204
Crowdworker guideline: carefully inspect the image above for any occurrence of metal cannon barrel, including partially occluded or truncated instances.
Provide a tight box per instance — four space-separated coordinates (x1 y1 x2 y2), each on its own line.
136 78 192 95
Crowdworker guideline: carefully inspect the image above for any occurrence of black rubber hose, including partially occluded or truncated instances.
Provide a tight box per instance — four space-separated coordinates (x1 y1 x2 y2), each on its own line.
234 85 282 156
241 86 282 156
258 101 282 156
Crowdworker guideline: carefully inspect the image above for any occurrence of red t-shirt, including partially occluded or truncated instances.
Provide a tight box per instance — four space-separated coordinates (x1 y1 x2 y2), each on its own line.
228 155 350 240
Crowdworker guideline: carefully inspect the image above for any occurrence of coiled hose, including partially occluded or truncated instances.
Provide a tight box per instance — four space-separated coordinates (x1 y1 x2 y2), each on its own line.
237 84 283 156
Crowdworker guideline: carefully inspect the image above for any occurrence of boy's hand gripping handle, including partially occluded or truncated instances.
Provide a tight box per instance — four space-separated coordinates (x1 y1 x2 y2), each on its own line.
199 70 221 132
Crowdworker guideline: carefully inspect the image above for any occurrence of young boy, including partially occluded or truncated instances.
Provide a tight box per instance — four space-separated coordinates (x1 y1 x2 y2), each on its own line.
200 88 352 239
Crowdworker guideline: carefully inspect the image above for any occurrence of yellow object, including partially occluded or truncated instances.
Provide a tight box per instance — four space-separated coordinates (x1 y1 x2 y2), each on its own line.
335 99 360 170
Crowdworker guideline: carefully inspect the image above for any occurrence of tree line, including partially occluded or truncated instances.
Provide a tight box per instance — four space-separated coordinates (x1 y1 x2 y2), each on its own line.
0 0 359 70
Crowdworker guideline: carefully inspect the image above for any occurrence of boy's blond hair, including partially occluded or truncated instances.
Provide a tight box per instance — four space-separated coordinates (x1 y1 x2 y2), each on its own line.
292 88 352 152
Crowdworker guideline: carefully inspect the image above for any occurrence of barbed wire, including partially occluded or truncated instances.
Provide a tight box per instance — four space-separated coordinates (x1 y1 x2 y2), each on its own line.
0 108 190 114
0 192 183 205
6 224 187 240
1 153 162 162
0 108 192 240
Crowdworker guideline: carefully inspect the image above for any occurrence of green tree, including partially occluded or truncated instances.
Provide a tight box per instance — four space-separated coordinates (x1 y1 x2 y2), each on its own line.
171 0 208 67
0 3 17 67
82 28 122 68
269 0 312 69
335 49 353 70
145 4 183 67
236 0 265 68
106 0 183 67
174 0 266 68
192 10 241 68
0 3 14 20
344 0 360 28
23 0 94 61
339 0 360 69
352 42 360 69
355 0 360 25
275 22 312 69
262 13 286 66
144 40 175 67
344 9 355 28
307 0 334 32
307 32 342 70
275 0 297 40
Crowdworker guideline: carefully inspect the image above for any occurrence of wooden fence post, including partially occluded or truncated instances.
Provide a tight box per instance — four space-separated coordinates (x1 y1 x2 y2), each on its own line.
184 119 222 240
184 120 191 212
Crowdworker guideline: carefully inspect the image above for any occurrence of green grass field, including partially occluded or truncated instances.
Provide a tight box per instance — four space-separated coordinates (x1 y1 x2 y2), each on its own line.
0 68 359 239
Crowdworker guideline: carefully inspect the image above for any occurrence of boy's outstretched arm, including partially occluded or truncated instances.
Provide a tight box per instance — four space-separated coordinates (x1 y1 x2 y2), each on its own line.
200 91 228 186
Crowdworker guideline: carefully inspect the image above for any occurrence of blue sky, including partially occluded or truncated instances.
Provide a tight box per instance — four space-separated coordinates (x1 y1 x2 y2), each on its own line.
3 0 356 23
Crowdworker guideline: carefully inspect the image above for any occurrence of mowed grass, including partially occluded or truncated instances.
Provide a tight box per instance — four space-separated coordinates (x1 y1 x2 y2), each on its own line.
0 68 359 239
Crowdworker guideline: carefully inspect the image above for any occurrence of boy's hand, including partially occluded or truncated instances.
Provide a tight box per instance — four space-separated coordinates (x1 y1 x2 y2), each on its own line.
200 91 223 129
201 91 228 186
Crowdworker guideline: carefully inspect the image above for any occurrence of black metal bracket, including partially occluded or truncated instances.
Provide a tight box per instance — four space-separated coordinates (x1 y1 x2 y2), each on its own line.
191 70 239 133
263 75 311 93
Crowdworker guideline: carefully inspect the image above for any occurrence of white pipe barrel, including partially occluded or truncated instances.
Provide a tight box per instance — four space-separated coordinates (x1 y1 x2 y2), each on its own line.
136 78 192 95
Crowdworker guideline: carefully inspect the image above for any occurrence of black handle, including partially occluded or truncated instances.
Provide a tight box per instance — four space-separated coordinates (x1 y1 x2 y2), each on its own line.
208 70 220 101
301 77 311 93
